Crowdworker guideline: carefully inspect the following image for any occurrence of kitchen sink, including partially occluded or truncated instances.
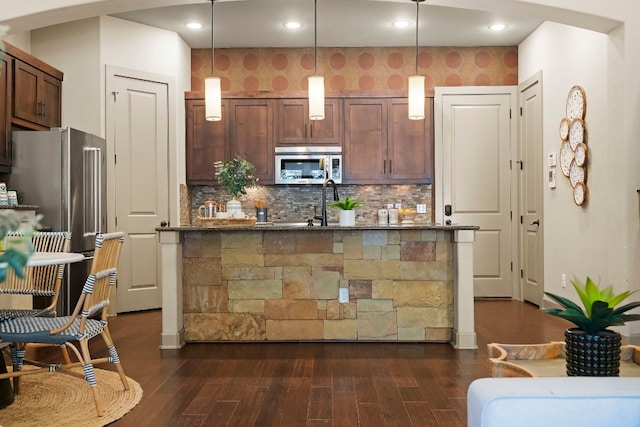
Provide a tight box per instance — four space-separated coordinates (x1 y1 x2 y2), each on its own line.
273 221 339 228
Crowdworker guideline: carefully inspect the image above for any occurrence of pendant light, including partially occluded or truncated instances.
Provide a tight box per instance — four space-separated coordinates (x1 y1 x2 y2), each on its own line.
205 0 222 121
408 0 425 120
308 0 325 121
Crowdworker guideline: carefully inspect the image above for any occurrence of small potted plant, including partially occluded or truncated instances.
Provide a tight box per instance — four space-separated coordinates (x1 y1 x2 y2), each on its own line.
543 276 640 376
329 196 362 226
214 156 257 215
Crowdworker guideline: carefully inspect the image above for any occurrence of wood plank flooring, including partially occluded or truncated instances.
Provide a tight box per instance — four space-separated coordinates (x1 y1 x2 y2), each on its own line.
24 299 570 426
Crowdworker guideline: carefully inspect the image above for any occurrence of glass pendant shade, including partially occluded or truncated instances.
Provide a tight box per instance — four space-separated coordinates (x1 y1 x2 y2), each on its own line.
205 76 222 121
408 75 425 120
308 75 325 121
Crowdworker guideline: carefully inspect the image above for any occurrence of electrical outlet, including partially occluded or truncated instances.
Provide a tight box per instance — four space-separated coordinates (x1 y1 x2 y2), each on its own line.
561 273 567 288
339 287 349 303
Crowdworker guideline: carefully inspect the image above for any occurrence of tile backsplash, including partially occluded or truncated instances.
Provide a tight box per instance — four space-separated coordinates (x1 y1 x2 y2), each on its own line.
189 184 432 225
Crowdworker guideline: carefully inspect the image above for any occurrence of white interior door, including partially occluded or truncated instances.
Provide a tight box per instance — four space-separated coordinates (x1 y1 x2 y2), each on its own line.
519 73 544 306
436 87 516 298
109 72 169 312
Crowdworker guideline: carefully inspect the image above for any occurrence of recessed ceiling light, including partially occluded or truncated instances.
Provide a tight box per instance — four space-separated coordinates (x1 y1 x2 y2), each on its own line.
284 21 302 30
186 22 203 30
392 20 411 29
488 23 508 32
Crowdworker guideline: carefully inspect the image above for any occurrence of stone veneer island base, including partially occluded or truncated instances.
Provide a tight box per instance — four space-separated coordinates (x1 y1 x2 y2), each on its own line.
158 224 478 350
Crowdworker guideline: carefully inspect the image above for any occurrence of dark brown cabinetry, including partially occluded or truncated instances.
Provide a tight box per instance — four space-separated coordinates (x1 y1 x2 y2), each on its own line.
0 55 12 168
229 99 275 185
185 99 228 185
277 98 341 146
343 97 433 184
0 42 63 172
13 58 62 129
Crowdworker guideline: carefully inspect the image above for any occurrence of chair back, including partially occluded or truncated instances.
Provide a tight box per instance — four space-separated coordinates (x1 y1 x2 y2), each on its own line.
69 232 124 319
0 232 71 306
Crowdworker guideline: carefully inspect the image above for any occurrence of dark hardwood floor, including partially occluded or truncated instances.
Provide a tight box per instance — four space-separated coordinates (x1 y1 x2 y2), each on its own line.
27 299 570 426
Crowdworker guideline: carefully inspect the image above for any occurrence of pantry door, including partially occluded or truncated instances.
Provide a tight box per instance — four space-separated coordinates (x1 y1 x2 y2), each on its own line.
106 66 171 313
436 87 517 298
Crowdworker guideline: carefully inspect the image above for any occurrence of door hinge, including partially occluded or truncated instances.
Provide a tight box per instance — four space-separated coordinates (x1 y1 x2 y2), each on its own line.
510 262 513 272
112 91 119 102
114 154 117 164
510 211 512 221
520 269 524 278
516 160 523 170
520 215 523 224
520 107 523 116
509 109 512 119
115 217 118 226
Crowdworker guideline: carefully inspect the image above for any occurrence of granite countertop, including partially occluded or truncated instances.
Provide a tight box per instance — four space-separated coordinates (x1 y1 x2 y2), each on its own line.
157 222 479 232
0 205 39 210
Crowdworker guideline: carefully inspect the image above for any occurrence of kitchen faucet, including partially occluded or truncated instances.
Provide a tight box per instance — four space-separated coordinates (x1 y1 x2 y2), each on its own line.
313 178 339 226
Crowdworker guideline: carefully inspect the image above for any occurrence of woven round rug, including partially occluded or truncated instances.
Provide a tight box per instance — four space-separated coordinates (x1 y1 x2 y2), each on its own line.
0 367 143 426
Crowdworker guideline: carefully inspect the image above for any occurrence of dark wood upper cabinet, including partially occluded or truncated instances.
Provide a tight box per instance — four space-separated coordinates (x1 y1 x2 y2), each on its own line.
185 99 228 185
229 99 275 185
387 98 433 182
277 98 341 146
13 58 62 129
343 97 433 184
0 55 12 168
185 93 433 186
343 98 387 182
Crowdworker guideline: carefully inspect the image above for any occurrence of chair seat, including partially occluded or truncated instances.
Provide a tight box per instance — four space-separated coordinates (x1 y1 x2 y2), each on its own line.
0 316 106 345
0 308 56 321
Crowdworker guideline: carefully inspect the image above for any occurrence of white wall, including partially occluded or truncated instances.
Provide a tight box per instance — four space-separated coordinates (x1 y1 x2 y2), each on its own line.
31 18 102 135
519 17 640 342
27 16 191 236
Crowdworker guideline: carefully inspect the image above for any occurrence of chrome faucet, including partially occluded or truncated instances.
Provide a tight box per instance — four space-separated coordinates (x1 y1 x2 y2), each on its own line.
313 178 339 226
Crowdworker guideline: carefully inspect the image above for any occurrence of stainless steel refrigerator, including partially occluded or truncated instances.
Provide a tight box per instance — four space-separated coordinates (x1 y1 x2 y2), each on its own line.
9 127 107 315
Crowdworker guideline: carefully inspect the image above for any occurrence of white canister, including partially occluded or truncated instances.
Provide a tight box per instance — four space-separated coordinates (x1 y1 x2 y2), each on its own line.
377 209 388 224
388 208 398 224
7 191 17 206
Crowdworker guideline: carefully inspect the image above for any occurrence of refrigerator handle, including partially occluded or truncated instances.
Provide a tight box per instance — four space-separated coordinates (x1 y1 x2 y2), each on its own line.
84 147 102 235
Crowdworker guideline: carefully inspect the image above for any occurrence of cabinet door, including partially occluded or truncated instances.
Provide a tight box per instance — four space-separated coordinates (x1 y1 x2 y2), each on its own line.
13 59 40 124
311 98 341 145
387 98 433 182
343 99 387 183
40 73 62 128
277 99 307 144
12 59 61 128
277 98 341 146
186 99 228 185
0 55 11 167
230 99 275 184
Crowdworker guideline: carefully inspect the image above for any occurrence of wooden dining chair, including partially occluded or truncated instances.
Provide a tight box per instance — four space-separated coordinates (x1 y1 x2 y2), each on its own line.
0 232 128 417
0 231 71 318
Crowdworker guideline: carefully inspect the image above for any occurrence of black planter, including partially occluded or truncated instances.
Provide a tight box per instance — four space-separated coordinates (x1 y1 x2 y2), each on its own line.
564 328 621 376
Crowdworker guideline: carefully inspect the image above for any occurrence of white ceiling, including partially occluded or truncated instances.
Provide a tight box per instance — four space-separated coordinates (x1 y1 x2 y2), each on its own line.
111 0 543 49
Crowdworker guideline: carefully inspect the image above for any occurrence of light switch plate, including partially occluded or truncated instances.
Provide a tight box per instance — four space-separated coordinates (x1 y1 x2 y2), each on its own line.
548 169 556 189
339 287 349 303
548 152 557 167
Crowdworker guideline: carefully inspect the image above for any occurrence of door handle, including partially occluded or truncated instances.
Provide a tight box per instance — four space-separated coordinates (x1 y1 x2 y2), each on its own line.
531 220 540 226
160 221 168 227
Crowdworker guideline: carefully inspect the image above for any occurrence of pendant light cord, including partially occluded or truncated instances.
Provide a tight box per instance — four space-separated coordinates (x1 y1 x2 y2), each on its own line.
211 0 215 74
314 0 318 76
414 0 419 75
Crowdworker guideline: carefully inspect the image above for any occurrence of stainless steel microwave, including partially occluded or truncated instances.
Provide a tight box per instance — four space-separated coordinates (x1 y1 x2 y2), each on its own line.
275 146 342 184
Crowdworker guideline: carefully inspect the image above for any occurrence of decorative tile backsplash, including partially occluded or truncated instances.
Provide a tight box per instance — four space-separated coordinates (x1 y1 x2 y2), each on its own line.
189 184 433 225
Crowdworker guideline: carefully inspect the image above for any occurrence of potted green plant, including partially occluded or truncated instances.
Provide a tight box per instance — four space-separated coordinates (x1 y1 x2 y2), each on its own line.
214 156 257 215
329 197 362 226
543 276 640 376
